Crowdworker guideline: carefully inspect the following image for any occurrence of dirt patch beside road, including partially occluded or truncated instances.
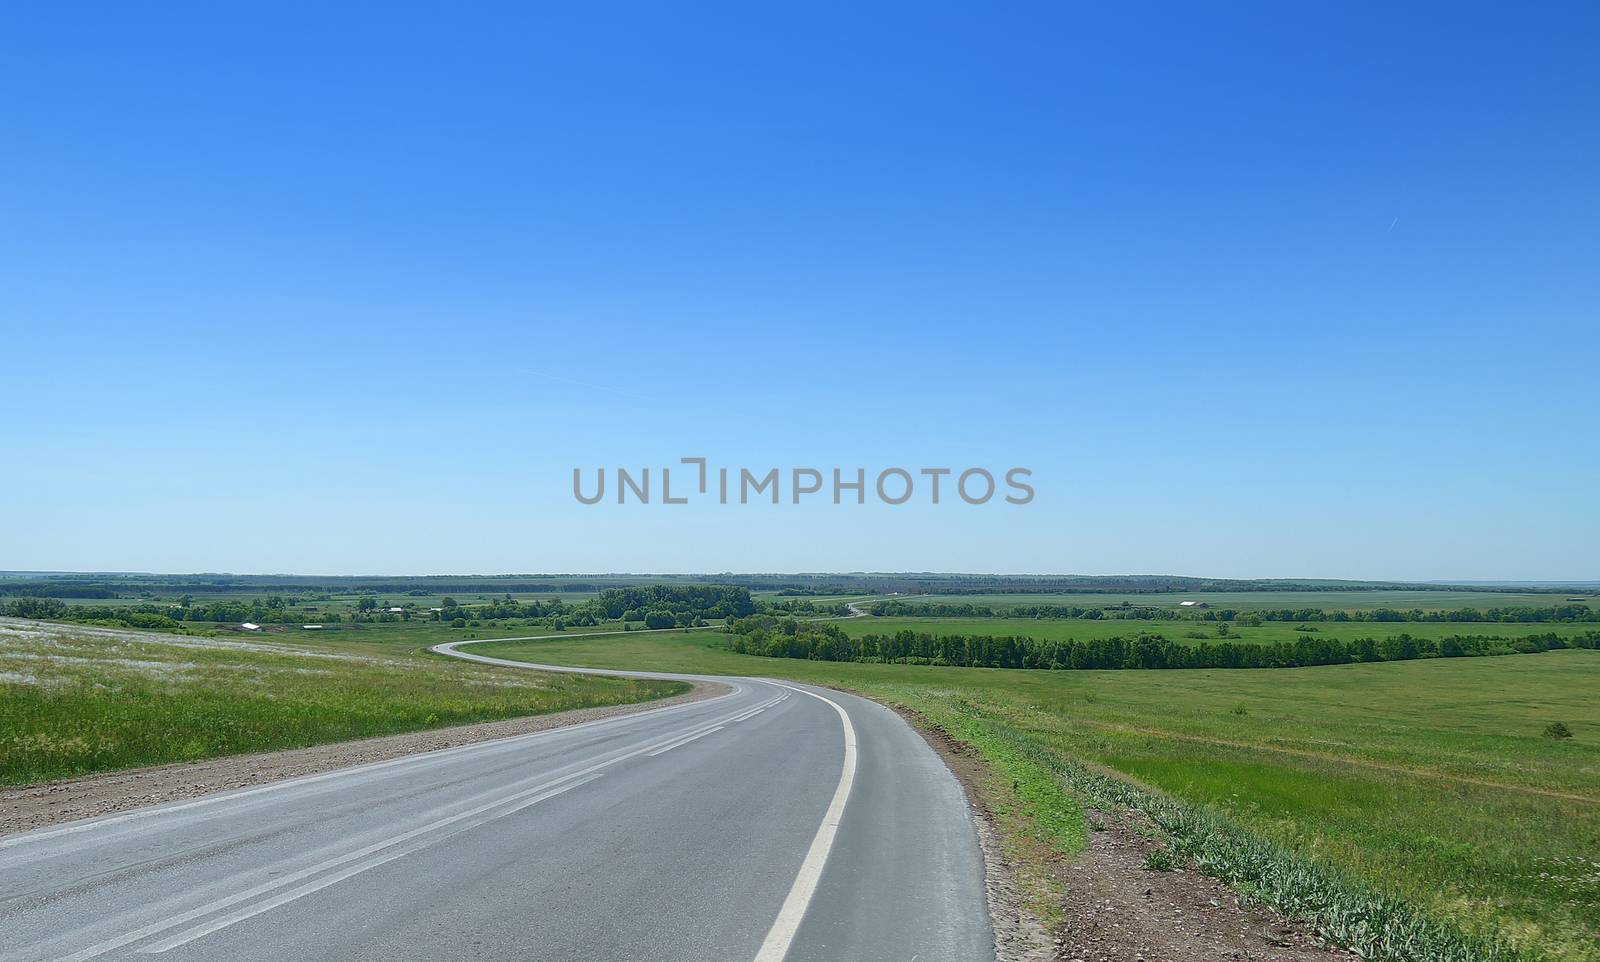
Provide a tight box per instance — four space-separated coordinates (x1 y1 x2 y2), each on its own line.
1 681 728 838
878 700 1347 962
1059 807 1341 962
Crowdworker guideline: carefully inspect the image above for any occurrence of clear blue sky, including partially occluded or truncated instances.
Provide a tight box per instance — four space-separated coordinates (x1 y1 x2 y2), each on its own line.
3 3 1596 579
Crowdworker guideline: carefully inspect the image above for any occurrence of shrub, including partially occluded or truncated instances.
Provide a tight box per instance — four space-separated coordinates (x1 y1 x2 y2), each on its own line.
1544 722 1573 739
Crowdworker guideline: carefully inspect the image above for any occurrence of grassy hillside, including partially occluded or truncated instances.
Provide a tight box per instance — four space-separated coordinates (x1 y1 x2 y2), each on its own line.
0 619 685 786
473 629 1600 962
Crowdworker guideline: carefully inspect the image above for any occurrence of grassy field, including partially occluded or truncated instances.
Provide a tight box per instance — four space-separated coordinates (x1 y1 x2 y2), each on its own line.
845 615 1600 647
473 628 1600 962
0 619 685 786
883 589 1600 611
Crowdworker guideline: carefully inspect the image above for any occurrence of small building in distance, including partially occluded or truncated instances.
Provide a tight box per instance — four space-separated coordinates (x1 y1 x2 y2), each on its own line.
1178 600 1209 609
240 622 262 631
301 624 324 630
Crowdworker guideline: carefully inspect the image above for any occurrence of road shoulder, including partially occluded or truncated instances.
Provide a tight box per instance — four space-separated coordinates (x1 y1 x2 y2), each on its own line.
856 693 1347 962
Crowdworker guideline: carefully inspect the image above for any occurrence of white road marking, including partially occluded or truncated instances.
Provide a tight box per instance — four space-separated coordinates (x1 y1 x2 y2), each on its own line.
45 695 774 960
751 684 858 962
0 683 736 858
135 774 603 955
727 703 775 723
14 629 884 962
432 639 867 962
51 773 603 962
645 725 725 756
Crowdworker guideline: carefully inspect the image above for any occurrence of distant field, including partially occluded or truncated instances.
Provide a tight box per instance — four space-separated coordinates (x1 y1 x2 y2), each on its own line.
0 619 684 786
473 629 1600 962
845 616 1600 647
882 589 1599 611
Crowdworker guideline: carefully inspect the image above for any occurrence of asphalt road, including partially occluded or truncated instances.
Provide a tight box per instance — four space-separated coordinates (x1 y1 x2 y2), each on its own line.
0 638 994 962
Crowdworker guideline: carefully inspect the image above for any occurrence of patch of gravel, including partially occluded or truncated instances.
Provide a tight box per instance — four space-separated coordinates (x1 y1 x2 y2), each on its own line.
1057 807 1347 962
977 804 1058 961
859 694 1349 962
0 681 729 838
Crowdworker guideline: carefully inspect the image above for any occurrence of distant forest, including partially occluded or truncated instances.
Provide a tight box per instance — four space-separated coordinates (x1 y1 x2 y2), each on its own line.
725 616 1600 671
1 585 759 633
870 601 1600 623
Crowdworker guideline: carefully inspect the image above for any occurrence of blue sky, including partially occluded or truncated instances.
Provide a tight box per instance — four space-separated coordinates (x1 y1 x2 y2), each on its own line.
2 2 1596 578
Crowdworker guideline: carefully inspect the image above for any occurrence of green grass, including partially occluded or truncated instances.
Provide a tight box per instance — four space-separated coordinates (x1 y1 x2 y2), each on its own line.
472 628 1600 962
0 620 685 786
844 616 1600 647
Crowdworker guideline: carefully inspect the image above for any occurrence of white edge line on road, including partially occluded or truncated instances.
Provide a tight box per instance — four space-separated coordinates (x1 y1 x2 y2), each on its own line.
439 636 864 962
751 684 858 962
9 624 877 962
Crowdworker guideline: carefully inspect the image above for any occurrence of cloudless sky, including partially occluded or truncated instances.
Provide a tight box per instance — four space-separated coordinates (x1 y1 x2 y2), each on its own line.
2 2 1596 579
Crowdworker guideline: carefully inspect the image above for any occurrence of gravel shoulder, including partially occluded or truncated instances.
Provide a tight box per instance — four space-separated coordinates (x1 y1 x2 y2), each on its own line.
1056 805 1343 962
876 699 1348 962
1 680 728 838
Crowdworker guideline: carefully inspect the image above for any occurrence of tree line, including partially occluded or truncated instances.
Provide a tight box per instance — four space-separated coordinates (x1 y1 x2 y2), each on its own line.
1 584 760 633
724 616 1600 671
0 597 318 628
592 585 756 621
869 601 1599 624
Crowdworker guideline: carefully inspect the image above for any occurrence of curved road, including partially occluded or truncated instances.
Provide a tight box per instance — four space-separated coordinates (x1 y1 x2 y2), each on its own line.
0 631 993 962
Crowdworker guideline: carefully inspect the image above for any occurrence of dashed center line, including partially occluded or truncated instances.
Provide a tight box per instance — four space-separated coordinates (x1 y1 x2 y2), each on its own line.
646 726 726 756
